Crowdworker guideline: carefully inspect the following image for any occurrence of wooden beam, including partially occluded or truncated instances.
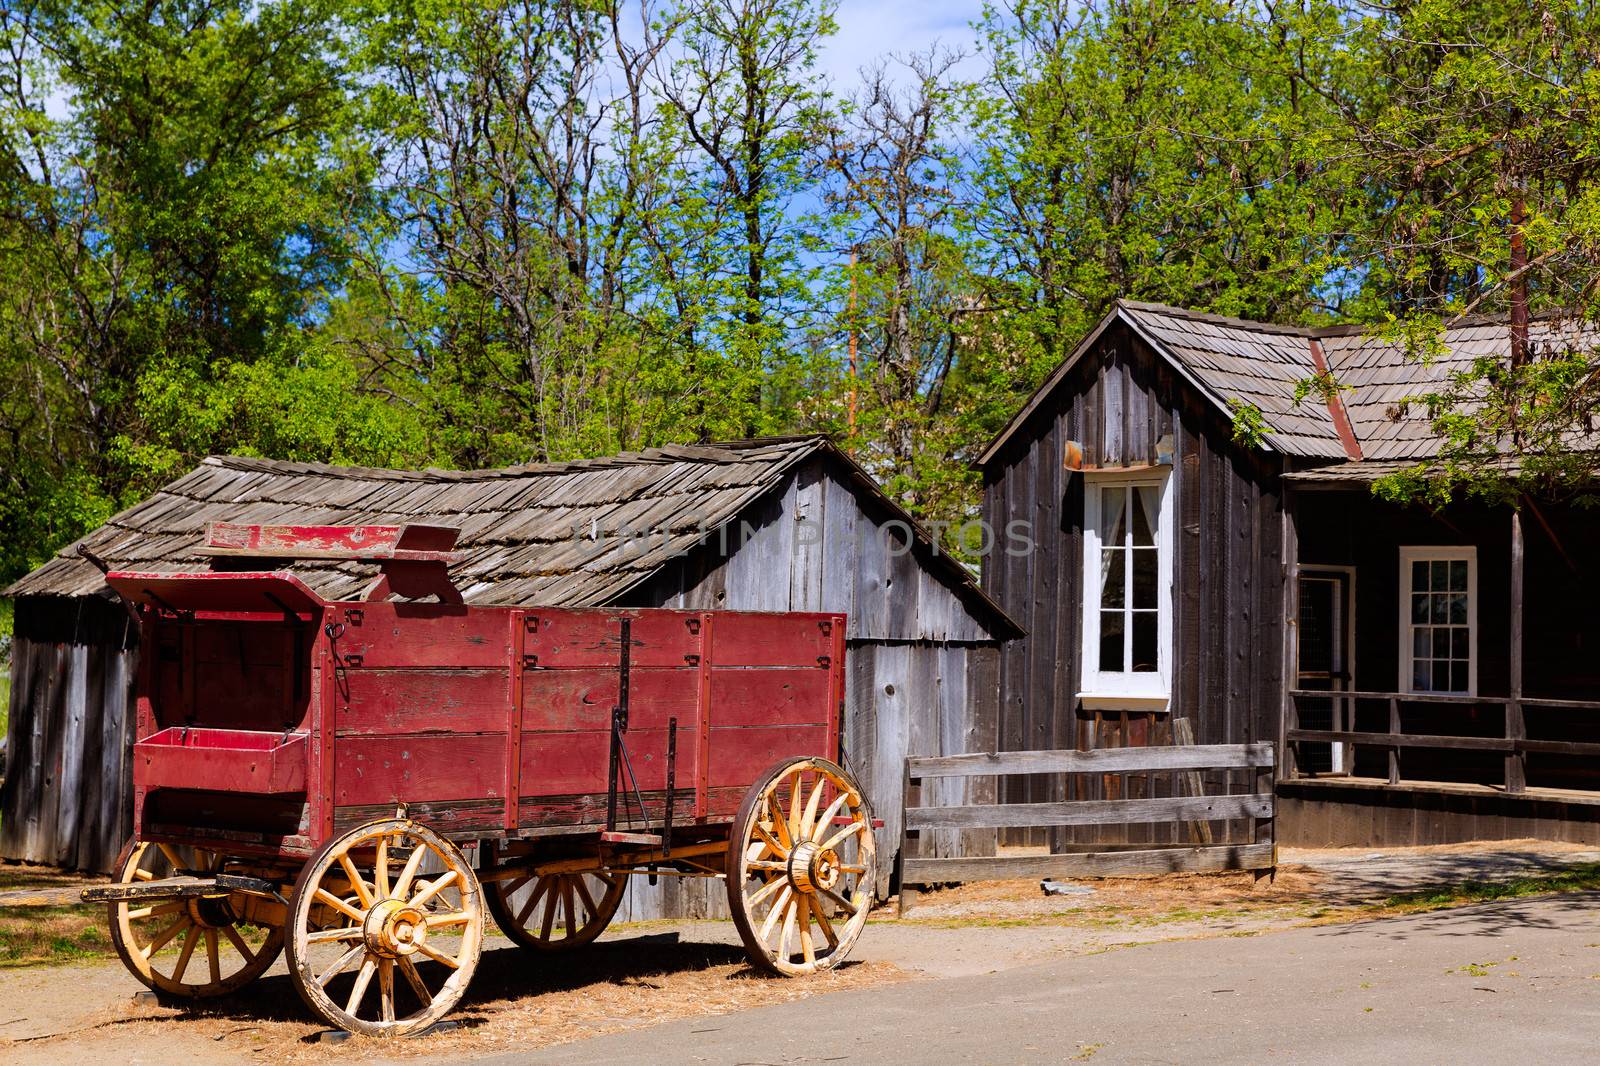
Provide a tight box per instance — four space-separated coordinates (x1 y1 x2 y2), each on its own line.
1287 728 1512 752
905 793 1272 831
1507 509 1526 794
902 843 1276 885
905 743 1274 779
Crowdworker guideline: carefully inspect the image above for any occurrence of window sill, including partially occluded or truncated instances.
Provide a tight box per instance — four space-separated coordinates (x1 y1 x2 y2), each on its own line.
1077 693 1170 711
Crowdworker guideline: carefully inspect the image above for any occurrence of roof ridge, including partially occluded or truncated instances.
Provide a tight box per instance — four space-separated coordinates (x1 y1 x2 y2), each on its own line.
1116 299 1313 337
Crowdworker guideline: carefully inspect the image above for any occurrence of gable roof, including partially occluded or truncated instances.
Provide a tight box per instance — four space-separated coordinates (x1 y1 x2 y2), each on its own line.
975 301 1600 469
6 437 1018 638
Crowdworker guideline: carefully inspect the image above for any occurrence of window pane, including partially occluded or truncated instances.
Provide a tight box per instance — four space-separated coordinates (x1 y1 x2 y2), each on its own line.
1449 559 1468 591
1413 629 1430 659
1431 560 1448 590
1131 612 1157 672
1451 628 1469 658
1101 487 1126 544
1413 658 1432 691
1101 550 1125 608
1448 593 1467 625
1430 594 1448 624
1412 594 1430 623
1450 662 1468 692
1130 548 1157 609
1411 560 1427 591
1099 611 1125 672
1132 486 1158 546
1432 629 1451 657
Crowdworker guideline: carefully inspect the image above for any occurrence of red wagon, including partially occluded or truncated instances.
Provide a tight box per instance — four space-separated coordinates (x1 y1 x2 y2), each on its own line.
82 523 876 1036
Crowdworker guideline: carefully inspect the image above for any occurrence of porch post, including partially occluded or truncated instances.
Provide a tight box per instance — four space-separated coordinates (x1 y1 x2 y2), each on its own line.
1280 488 1299 782
1506 508 1526 794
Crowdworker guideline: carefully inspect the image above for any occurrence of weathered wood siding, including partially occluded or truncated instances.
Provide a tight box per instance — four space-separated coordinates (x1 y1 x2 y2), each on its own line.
620 455 1003 912
0 598 137 872
980 323 1287 845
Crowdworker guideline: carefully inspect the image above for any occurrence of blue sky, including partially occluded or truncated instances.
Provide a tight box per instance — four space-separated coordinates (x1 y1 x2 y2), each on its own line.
819 1 987 86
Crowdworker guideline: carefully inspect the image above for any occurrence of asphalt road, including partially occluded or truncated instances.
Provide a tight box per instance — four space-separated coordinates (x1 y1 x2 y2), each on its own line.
502 892 1600 1065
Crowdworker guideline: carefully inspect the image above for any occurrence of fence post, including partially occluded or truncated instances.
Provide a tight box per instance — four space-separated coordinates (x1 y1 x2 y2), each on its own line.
1388 697 1401 785
898 760 922 916
1507 509 1527 794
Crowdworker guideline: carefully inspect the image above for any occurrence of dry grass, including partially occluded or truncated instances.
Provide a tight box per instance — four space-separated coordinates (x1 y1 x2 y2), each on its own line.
74 934 905 1061
0 864 108 967
898 865 1332 929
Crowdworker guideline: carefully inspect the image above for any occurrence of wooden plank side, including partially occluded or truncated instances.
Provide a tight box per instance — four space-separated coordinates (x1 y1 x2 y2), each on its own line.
525 610 699 669
705 724 830 788
906 793 1273 830
335 734 509 806
908 743 1275 777
519 728 685 794
904 842 1275 884
519 668 699 732
338 668 512 735
709 613 837 667
707 667 833 728
339 604 513 668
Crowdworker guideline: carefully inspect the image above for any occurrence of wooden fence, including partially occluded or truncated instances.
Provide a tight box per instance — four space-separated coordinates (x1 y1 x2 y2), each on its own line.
899 743 1275 902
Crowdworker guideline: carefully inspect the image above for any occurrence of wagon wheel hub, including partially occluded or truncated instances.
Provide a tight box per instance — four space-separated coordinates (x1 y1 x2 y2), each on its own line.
186 893 238 930
786 840 842 893
362 898 428 959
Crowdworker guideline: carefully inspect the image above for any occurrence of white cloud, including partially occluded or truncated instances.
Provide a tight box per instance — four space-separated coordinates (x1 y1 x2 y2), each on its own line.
818 0 986 89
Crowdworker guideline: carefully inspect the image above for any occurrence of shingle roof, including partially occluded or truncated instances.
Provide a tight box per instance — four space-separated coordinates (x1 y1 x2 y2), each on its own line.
976 301 1600 468
7 438 1015 637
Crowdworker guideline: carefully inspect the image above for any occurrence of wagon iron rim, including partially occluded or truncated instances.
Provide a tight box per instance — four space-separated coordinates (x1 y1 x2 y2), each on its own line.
106 839 285 999
285 819 483 1036
726 756 875 976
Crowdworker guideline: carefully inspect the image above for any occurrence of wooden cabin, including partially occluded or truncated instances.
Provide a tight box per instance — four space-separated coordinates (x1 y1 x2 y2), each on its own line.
977 301 1600 848
1 437 1020 918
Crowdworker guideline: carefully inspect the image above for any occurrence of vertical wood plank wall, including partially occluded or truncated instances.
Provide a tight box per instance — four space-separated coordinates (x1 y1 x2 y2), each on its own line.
0 598 137 873
980 324 1286 846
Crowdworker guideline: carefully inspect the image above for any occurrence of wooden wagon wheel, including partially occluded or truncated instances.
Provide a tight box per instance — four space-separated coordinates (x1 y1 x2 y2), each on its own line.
285 819 483 1036
106 838 285 998
483 846 625 952
726 756 876 976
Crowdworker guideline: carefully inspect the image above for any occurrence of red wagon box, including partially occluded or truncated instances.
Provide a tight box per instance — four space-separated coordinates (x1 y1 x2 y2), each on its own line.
135 727 308 794
84 523 877 1037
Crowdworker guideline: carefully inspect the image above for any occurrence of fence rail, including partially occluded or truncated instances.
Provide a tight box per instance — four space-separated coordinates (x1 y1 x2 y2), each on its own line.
900 743 1275 897
1285 689 1600 793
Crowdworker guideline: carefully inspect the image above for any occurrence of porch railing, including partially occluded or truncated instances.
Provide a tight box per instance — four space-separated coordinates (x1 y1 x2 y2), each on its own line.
1286 689 1600 795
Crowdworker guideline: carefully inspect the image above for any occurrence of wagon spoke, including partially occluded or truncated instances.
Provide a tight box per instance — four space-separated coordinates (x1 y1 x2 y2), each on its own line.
799 777 826 839
373 835 390 900
787 775 805 841
338 853 374 908
796 896 815 965
314 888 367 924
170 925 199 983
409 869 458 910
812 901 838 947
392 845 428 902
753 820 787 858
424 910 473 929
767 794 794 848
143 915 190 957
539 882 559 941
133 868 155 882
777 896 797 961
758 885 792 943
819 885 857 917
306 926 363 943
379 959 396 1022
746 874 786 909
561 879 577 938
318 943 365 986
572 876 599 919
125 901 182 922
346 955 377 1015
812 794 850 841
414 939 460 970
205 929 221 984
746 859 787 871
222 923 257 963
819 820 866 852
158 844 184 871
398 956 432 1007
514 877 550 926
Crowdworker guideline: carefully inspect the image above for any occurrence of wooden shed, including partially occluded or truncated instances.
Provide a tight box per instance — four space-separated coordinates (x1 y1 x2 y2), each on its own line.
977 300 1600 849
1 437 1019 917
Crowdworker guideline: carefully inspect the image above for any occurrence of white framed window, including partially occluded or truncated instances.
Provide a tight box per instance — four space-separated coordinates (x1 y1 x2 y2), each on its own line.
1080 471 1173 705
1399 546 1477 696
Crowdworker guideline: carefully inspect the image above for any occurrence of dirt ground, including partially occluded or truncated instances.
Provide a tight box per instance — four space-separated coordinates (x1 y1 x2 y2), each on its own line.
4 840 1599 1064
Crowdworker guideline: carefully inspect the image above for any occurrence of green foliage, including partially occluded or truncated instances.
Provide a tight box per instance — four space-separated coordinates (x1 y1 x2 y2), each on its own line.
5 0 1600 587
1228 400 1270 448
